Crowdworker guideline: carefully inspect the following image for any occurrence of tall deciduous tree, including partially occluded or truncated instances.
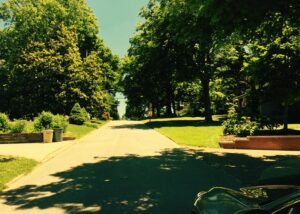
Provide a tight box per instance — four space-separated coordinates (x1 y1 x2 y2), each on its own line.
0 0 120 118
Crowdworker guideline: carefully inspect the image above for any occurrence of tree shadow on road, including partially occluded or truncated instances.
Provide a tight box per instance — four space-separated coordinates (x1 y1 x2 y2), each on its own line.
1 149 299 213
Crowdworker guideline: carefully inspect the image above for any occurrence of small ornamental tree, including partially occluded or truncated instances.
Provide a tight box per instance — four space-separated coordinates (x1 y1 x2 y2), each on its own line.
69 103 88 125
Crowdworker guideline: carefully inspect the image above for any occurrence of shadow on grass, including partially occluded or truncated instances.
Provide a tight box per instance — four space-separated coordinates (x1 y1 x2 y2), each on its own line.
1 149 299 213
146 120 222 129
0 157 16 163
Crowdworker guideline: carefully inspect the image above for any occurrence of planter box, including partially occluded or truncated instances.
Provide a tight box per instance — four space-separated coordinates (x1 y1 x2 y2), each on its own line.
219 135 300 151
0 133 43 144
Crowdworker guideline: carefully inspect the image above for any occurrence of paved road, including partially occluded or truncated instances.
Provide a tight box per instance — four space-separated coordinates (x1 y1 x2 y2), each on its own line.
0 121 299 214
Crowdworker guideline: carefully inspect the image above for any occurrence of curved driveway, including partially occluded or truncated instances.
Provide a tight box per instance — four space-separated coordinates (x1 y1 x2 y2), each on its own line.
0 121 299 213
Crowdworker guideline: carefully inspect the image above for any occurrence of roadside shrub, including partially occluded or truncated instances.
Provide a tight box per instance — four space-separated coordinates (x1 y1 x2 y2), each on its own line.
223 107 260 137
69 103 88 125
258 116 281 131
0 113 10 133
53 115 68 132
33 111 55 132
9 120 27 133
81 107 90 121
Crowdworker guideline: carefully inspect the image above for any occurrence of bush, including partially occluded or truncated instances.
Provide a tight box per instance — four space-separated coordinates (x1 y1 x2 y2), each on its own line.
223 107 260 137
53 115 68 132
81 107 90 121
9 120 27 133
33 111 55 132
258 116 281 131
69 103 89 125
0 113 10 133
34 112 68 132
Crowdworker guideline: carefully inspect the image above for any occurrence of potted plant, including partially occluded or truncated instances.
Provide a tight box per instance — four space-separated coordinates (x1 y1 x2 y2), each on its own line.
34 112 55 143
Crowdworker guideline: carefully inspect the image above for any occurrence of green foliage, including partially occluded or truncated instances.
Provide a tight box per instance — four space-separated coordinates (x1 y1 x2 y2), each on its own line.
0 113 10 133
9 120 27 134
258 117 281 131
53 115 68 132
223 107 260 137
69 103 89 125
33 111 67 132
0 0 120 119
33 111 55 131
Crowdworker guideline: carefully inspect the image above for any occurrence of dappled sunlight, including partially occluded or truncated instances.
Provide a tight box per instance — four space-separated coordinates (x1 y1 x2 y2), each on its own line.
1 149 299 213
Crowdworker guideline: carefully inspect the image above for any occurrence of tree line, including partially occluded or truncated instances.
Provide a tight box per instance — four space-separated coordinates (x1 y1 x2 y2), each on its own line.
122 0 299 129
0 0 120 119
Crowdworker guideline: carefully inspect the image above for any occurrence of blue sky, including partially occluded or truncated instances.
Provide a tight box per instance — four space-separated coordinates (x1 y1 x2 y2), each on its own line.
87 0 148 56
86 0 148 117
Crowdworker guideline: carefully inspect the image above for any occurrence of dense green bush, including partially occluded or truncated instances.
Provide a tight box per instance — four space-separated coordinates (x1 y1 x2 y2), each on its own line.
34 112 68 132
53 115 68 132
223 107 260 137
9 120 27 133
258 117 281 131
0 113 10 133
33 111 55 131
69 103 89 125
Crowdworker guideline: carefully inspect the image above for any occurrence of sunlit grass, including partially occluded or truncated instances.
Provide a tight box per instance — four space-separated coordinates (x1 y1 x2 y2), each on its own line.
287 124 300 130
0 156 38 191
145 117 223 148
67 120 107 139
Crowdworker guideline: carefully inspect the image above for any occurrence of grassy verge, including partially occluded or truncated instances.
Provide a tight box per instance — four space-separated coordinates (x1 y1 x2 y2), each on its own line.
145 117 223 148
0 156 38 191
144 116 300 148
67 120 107 139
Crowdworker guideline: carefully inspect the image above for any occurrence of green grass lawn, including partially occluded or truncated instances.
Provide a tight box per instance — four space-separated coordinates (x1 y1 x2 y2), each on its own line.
67 120 107 139
145 117 300 148
0 156 38 191
288 124 300 130
145 117 223 148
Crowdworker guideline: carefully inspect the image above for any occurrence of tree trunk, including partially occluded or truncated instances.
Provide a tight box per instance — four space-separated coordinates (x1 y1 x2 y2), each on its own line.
166 101 172 117
283 102 289 131
172 99 177 117
165 82 174 118
202 77 212 122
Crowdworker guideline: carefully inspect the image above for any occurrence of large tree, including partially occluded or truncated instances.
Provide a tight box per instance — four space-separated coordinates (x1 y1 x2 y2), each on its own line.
0 0 120 118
